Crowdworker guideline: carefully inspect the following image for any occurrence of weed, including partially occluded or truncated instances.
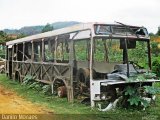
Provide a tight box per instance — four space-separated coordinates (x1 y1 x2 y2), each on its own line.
0 74 160 119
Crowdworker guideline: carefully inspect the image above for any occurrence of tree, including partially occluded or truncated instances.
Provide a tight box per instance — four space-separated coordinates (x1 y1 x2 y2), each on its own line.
156 27 160 36
41 23 54 33
0 31 7 43
149 32 155 36
17 33 26 38
151 42 160 57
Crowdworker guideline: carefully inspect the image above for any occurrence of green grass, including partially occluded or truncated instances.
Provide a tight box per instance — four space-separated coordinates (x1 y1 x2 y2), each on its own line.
0 74 160 120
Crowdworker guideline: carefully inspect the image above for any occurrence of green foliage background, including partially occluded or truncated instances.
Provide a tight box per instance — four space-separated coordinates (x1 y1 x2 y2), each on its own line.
41 23 54 33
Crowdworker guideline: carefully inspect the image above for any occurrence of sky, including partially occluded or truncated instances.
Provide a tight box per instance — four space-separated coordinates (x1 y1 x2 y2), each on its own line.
0 0 160 33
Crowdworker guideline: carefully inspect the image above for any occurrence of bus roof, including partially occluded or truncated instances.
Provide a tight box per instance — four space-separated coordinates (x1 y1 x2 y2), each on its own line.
6 22 149 45
6 23 95 45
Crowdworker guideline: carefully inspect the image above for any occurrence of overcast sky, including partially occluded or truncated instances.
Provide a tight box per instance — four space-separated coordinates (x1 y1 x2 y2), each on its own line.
0 0 159 33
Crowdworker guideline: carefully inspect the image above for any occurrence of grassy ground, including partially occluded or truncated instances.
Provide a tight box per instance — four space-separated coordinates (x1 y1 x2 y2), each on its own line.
0 74 160 120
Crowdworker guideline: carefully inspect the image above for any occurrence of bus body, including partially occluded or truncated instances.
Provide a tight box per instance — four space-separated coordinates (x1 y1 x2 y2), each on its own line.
5 22 160 109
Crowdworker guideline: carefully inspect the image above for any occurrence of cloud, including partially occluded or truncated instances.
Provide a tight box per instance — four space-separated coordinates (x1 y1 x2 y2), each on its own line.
0 0 159 33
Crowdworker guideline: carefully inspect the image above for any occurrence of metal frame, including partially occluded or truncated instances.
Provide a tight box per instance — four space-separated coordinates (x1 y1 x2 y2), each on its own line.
5 22 154 107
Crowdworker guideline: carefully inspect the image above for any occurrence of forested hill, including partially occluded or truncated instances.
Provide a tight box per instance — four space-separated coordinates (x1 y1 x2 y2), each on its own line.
3 21 80 36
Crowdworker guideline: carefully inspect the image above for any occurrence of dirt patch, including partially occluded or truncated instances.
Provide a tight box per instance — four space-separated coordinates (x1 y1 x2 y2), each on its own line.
0 85 53 114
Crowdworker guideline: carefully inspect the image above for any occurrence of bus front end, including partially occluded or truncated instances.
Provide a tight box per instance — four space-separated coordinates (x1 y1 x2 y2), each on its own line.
90 23 160 110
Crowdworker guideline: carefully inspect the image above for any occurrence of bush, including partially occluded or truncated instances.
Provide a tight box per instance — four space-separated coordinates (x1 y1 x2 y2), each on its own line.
22 75 51 94
152 57 160 77
42 85 52 95
22 75 35 85
151 42 160 57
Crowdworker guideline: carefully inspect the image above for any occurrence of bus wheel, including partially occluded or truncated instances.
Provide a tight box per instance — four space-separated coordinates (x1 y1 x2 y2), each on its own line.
57 86 67 98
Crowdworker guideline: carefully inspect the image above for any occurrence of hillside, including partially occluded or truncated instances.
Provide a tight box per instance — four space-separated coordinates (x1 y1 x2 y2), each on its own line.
3 21 80 36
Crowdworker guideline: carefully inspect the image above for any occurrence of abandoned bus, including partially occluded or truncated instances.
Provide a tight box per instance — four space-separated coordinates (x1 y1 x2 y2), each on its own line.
5 22 160 110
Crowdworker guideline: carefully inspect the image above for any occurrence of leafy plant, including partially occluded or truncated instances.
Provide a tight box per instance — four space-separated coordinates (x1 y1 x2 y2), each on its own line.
143 72 157 79
124 82 160 109
128 95 141 106
124 86 149 108
125 86 136 96
28 82 42 91
42 85 51 95
127 72 157 82
22 75 36 85
22 75 52 94
136 75 146 81
144 86 160 95
28 82 38 88
152 57 160 77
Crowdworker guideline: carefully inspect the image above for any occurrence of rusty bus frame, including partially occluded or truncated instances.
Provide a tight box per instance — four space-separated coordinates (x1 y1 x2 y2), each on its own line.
5 22 160 110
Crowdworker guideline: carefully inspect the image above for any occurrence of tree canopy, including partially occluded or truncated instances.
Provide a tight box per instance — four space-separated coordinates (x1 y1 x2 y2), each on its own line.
156 27 160 36
41 23 54 33
0 31 7 43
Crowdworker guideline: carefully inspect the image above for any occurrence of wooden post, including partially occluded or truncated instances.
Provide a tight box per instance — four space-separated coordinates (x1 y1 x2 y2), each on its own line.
42 39 44 62
22 42 25 61
31 41 34 61
16 44 18 61
68 39 74 102
11 45 14 78
41 38 44 80
31 41 34 76
54 36 58 63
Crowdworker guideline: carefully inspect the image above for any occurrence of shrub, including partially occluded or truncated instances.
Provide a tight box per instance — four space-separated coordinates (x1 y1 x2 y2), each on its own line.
152 57 160 77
